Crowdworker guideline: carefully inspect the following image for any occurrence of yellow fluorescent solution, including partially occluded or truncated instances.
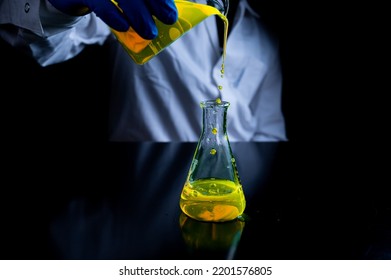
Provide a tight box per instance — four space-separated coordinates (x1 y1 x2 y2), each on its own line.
111 0 228 65
180 179 246 222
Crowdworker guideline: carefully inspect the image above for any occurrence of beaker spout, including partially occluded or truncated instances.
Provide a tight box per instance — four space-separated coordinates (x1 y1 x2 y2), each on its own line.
206 0 229 15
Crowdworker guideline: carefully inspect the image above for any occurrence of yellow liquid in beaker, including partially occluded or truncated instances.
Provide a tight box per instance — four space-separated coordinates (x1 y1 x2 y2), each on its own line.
180 178 246 222
111 0 228 65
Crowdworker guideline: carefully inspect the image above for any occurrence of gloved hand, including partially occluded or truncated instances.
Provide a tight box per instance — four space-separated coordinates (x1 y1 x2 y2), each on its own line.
48 0 178 39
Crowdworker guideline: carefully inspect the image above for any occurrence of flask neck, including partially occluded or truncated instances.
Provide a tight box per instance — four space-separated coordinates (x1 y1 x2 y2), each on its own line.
200 100 230 141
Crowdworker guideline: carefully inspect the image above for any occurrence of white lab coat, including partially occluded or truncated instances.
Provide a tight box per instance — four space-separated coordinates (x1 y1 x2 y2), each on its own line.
0 0 287 142
0 0 110 65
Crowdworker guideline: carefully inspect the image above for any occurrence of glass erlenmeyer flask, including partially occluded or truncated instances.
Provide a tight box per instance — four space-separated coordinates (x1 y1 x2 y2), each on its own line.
179 99 246 222
110 0 229 65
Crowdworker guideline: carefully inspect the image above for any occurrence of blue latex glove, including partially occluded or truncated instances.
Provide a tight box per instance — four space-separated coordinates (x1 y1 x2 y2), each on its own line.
48 0 178 39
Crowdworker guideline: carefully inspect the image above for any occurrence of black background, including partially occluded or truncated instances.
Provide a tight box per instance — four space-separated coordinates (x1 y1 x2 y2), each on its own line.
0 2 389 260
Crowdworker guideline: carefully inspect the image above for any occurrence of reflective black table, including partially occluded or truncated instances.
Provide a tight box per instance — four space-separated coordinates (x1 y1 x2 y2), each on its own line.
1 142 390 260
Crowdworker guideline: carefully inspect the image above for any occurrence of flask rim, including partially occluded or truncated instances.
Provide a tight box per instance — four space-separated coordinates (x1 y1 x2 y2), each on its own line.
200 99 230 108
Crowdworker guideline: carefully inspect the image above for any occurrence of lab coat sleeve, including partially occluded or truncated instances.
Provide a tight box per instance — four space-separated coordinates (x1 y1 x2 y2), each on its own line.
0 0 111 67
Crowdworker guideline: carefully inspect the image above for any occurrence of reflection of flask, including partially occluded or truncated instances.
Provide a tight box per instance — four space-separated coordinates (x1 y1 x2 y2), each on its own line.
179 212 244 259
179 100 246 222
111 0 228 65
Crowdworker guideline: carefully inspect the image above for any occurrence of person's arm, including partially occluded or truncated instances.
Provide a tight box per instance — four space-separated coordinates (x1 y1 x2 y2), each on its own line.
0 0 110 66
0 0 178 66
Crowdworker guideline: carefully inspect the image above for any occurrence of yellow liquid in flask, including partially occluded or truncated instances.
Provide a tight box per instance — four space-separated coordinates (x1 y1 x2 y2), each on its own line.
180 178 246 222
111 0 228 65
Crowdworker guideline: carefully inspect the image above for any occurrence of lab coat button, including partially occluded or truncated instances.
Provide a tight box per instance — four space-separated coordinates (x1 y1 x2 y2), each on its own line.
24 2 30 13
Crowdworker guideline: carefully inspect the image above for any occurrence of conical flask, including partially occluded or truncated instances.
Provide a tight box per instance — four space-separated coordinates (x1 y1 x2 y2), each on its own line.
179 99 246 222
110 0 228 65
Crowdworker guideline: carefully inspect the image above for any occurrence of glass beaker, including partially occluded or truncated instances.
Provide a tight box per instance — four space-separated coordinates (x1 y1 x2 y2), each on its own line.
179 99 246 222
110 0 229 65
